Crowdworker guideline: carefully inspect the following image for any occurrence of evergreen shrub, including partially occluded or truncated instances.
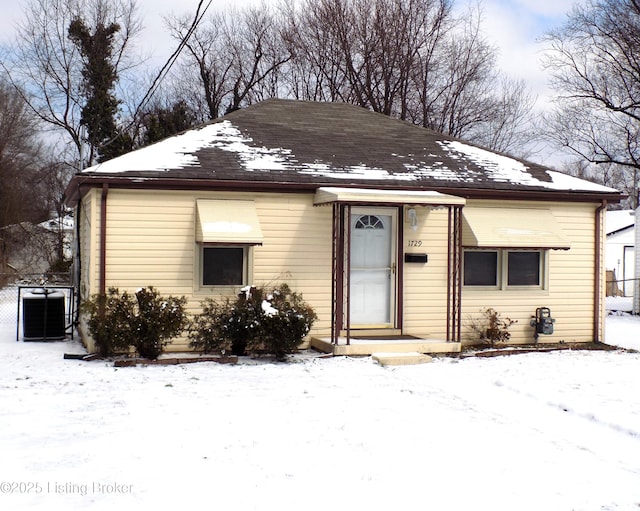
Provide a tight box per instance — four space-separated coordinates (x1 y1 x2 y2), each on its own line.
189 283 317 361
82 286 188 359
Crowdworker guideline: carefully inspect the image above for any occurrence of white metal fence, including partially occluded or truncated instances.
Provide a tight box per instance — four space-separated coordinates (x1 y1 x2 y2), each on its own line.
606 277 637 313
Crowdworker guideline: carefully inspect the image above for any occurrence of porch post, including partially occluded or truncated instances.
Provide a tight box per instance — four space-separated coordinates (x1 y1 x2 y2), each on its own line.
396 205 404 330
332 203 346 345
447 206 452 342
447 205 463 343
331 203 338 344
345 204 352 345
455 206 463 342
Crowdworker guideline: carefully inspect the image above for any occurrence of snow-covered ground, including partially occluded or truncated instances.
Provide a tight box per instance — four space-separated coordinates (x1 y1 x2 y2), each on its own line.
1 289 639 511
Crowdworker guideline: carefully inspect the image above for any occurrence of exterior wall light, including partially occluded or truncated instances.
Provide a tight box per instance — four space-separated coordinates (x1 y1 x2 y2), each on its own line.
407 207 418 231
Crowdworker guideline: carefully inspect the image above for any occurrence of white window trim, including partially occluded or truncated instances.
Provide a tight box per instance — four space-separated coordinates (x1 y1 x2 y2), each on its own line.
463 248 549 292
463 250 501 290
194 244 254 294
504 250 548 290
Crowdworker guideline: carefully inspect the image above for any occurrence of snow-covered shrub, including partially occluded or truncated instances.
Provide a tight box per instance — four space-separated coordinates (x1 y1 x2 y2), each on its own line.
82 286 188 359
189 283 316 361
253 284 317 361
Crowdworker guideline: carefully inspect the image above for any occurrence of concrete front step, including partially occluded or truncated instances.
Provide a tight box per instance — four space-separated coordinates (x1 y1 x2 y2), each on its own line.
310 337 461 356
372 352 433 366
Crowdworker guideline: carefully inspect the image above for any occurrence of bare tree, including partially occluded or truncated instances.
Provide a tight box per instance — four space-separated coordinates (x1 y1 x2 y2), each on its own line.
412 6 496 136
2 0 142 167
282 0 535 156
0 80 72 279
281 0 353 102
165 10 233 120
285 0 454 117
465 76 538 156
542 0 640 206
224 5 292 111
165 3 292 119
0 81 47 229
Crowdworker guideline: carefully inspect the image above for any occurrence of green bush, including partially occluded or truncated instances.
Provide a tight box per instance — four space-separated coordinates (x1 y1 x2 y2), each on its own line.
189 283 317 361
133 287 189 359
82 286 188 359
251 284 318 361
187 297 234 355
82 287 137 357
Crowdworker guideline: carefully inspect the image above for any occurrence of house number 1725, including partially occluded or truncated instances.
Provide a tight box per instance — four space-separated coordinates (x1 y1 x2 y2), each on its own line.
408 240 423 247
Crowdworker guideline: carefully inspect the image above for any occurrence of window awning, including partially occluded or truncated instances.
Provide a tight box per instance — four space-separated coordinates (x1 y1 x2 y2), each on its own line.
314 187 466 206
196 199 263 245
462 207 571 250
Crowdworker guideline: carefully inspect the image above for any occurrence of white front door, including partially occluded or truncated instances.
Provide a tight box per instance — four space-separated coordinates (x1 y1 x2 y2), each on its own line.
349 209 396 326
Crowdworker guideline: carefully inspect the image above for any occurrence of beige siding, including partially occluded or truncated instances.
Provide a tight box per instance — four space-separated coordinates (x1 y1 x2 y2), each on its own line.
458 200 602 344
78 187 604 352
402 200 603 344
402 206 451 339
96 189 333 351
76 189 100 352
79 188 99 301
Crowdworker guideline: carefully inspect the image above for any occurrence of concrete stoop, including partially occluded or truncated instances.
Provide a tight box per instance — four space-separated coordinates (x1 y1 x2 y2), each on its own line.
372 352 433 367
310 337 460 356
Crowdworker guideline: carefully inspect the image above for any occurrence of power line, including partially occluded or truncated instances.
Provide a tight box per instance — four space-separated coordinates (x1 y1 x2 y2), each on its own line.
126 0 213 133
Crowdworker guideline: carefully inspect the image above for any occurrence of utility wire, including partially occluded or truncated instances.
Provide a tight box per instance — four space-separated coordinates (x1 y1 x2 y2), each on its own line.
129 0 213 125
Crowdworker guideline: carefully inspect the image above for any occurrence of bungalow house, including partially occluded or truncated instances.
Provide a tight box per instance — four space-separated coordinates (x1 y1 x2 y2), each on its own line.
63 99 623 355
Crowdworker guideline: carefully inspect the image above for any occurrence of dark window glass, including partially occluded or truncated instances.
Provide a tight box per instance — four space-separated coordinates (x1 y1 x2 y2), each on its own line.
507 251 540 286
464 251 498 286
203 247 244 285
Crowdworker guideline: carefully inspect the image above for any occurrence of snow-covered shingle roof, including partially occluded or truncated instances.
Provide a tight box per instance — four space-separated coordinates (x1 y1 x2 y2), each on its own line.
68 99 621 202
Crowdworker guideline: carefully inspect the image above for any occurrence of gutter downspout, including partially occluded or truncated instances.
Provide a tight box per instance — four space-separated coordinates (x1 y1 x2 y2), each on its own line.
100 184 109 297
594 200 607 343
73 189 83 325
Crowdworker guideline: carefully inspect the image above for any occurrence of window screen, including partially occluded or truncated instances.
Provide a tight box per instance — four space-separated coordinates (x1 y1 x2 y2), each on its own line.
463 251 498 286
507 251 540 286
202 247 245 286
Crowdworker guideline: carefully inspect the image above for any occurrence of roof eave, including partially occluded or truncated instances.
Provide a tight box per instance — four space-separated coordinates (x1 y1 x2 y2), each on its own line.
64 173 625 207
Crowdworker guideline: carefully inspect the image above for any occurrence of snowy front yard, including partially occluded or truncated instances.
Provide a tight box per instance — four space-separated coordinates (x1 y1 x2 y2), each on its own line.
0 312 639 510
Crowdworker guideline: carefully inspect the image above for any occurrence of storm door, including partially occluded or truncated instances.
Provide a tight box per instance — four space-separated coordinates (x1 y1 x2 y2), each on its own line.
349 209 396 326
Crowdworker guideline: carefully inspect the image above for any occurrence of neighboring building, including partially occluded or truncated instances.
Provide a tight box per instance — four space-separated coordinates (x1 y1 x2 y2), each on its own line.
64 99 623 354
605 210 635 297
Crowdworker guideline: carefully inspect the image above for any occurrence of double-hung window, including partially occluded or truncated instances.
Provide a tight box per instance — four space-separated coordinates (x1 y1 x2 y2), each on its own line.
463 249 545 289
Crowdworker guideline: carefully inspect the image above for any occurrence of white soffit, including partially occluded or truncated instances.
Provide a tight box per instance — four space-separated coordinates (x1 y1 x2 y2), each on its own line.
196 199 263 245
462 207 571 250
314 187 466 206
